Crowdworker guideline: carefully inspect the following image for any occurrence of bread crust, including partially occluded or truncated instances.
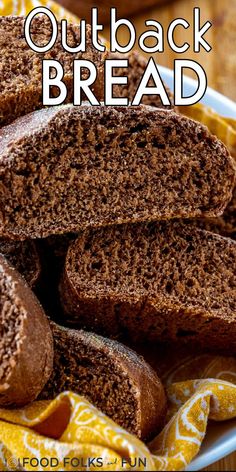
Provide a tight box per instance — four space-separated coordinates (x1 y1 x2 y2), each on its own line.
41 323 166 440
60 221 236 352
0 104 235 239
0 255 53 406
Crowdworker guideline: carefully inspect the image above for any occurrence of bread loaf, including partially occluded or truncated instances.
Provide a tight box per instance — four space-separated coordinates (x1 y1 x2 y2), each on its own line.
41 322 166 440
0 103 234 239
59 221 236 351
0 255 53 406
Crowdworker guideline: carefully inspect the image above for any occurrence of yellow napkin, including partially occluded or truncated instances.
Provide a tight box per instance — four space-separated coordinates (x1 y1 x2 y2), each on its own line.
0 0 78 21
180 103 236 158
0 355 235 471
1 1 236 471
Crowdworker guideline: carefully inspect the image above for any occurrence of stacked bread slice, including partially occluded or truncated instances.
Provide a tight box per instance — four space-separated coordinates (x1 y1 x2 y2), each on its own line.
0 15 235 440
0 103 234 238
40 322 167 441
59 221 236 351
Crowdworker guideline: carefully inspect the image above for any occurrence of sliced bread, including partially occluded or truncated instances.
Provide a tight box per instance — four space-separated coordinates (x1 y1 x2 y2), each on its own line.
40 322 166 440
0 255 53 406
0 15 106 126
59 221 236 351
0 103 235 239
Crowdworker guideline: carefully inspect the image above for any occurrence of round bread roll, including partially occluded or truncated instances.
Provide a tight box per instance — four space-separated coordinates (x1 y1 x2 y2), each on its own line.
0 255 53 406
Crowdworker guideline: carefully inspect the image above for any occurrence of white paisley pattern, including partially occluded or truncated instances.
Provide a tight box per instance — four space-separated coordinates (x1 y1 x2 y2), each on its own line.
0 355 235 471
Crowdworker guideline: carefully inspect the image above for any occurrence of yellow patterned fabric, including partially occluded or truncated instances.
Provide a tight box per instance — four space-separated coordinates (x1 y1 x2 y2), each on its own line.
180 103 236 158
0 355 235 471
0 0 78 21
1 1 236 471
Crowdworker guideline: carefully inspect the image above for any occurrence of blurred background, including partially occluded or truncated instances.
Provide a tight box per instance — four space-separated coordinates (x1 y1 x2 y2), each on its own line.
56 0 236 102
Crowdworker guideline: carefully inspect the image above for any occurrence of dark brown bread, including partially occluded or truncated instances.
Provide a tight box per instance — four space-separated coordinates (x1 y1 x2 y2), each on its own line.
196 139 236 241
59 221 236 351
110 50 175 109
0 16 106 127
183 111 236 239
196 187 236 239
114 59 234 239
179 106 236 239
0 103 235 239
0 239 41 288
0 254 53 406
40 322 166 440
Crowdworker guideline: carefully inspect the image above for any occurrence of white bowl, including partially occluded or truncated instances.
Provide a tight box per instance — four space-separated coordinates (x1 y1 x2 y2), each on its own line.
160 65 236 118
186 420 236 471
160 65 236 470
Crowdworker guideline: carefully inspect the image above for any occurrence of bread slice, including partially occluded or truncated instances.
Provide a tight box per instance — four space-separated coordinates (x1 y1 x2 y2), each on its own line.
0 255 53 406
110 50 175 109
17 29 233 238
40 322 166 440
0 239 41 288
0 16 106 127
59 221 236 351
0 103 235 239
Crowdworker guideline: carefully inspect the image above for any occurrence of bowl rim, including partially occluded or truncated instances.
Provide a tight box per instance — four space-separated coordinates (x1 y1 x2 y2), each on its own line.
159 64 236 118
